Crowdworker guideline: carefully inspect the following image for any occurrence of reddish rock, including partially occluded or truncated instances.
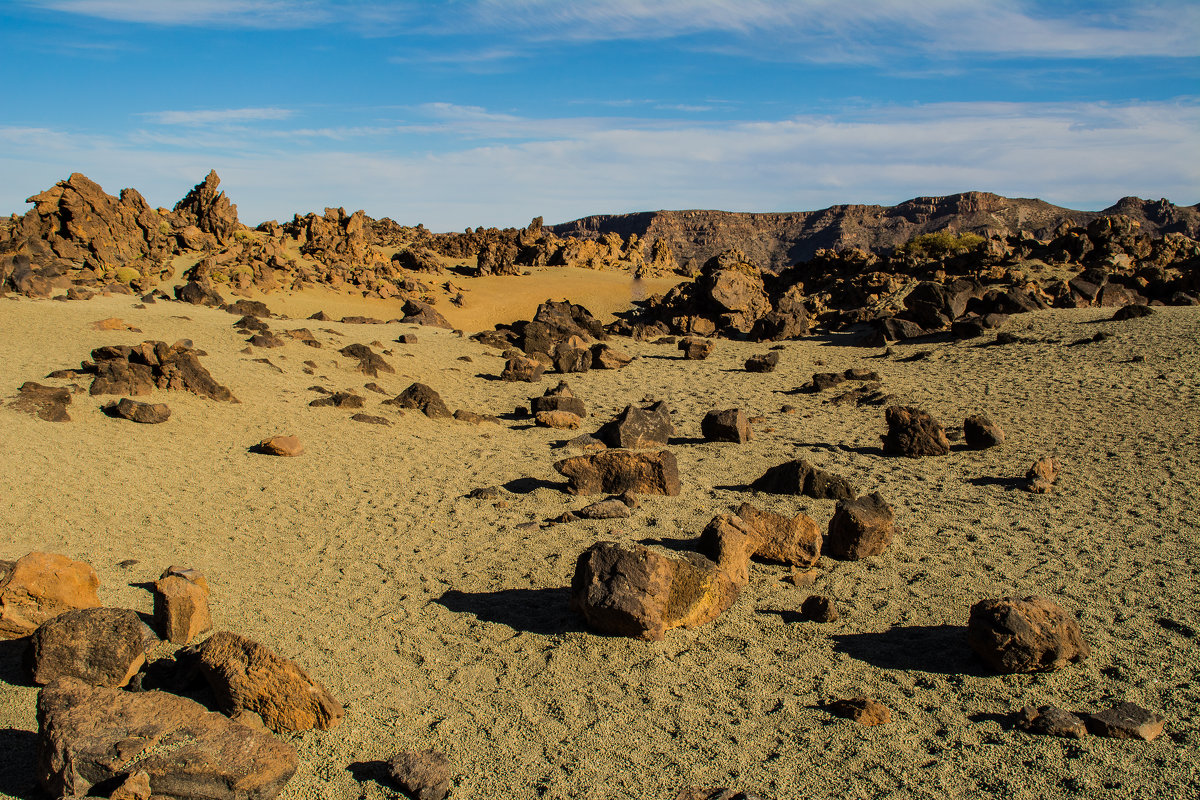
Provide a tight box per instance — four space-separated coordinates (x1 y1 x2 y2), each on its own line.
386 750 452 800
392 383 451 418
535 410 581 429
196 631 344 733
701 408 750 444
0 552 101 639
256 435 303 457
554 449 681 496
1086 702 1166 741
37 677 297 800
827 493 895 560
963 414 1004 449
30 607 146 687
1025 456 1061 493
109 770 152 800
967 596 1089 673
574 498 633 520
591 343 633 369
735 502 821 569
108 397 171 423
678 337 714 359
697 514 763 587
501 355 546 382
750 459 855 501
827 697 891 726
154 566 212 645
883 405 950 456
1017 705 1087 738
570 541 740 641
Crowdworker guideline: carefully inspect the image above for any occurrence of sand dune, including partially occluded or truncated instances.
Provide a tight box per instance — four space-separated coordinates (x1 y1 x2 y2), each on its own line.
1 286 1197 800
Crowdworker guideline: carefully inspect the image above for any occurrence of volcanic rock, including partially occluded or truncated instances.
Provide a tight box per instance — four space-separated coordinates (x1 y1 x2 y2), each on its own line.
827 493 894 560
1086 702 1166 741
827 697 891 726
967 596 1089 673
30 607 146 687
1017 705 1087 739
734 503 822 569
531 380 586 417
701 408 750 444
501 355 546 382
575 499 633 520
596 402 674 448
591 342 633 369
800 595 838 622
255 435 304 456
173 170 240 245
750 459 856 501
108 398 171 423
963 414 1004 449
195 631 344 733
309 391 364 409
678 337 714 360
386 750 452 800
535 410 581 430
697 514 763 587
1025 456 1061 493
882 406 951 457
554 449 681 496
401 299 452 328
90 360 155 396
338 343 394 377
1112 303 1154 320
745 352 780 373
154 566 212 645
0 552 101 639
392 383 452 418
553 341 592 373
12 381 72 421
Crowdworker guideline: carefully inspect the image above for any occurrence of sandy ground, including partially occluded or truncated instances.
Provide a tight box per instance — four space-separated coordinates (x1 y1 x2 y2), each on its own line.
0 283 1198 800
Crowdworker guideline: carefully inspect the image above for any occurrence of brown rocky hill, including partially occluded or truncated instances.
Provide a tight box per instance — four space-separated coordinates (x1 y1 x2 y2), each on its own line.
550 192 1200 272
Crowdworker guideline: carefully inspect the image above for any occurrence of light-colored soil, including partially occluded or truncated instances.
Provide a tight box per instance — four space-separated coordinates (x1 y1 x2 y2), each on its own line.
1 284 1197 800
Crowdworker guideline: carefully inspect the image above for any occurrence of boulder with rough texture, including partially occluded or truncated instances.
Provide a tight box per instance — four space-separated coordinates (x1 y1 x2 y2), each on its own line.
30 607 145 688
401 299 452 328
553 341 592 373
801 595 838 622
154 566 212 644
1017 705 1087 738
735 502 821 569
697 514 763 587
173 170 240 244
110 770 152 800
591 343 633 369
108 398 171 424
967 596 1089 673
597 402 674 448
1025 456 1061 493
392 383 451 418
531 380 586 417
963 414 1004 449
678 337 714 359
882 405 951 457
570 541 740 641
554 449 681 496
12 381 72 421
676 789 770 800
701 408 750 444
338 343 394 377
386 750 452 800
750 459 855 501
255 435 303 457
0 552 101 639
744 352 779 373
535 410 581 429
1086 702 1165 741
90 359 155 396
37 677 297 800
196 631 344 733
826 493 895 560
827 697 891 726
501 355 545 382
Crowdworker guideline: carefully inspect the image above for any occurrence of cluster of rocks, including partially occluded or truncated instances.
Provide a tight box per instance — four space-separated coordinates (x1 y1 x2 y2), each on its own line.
0 551 343 800
610 216 1198 344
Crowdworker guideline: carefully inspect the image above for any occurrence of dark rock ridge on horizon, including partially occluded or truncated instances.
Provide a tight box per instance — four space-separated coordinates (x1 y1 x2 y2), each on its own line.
549 192 1200 272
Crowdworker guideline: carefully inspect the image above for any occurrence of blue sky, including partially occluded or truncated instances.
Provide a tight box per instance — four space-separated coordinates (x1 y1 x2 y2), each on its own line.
1 1 1197 231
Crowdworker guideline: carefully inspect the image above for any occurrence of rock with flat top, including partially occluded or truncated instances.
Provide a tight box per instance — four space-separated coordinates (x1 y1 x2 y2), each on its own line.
735 502 821 568
1087 702 1165 741
701 408 750 444
30 607 146 687
1017 705 1087 738
0 552 101 639
12 382 72 421
386 750 452 800
750 459 855 500
108 398 171 423
154 566 212 644
596 402 674 448
554 449 681 496
256 435 303 456
826 493 894 560
531 380 586 417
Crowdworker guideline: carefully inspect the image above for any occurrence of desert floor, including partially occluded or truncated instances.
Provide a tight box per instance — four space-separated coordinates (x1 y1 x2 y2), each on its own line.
1 273 1198 800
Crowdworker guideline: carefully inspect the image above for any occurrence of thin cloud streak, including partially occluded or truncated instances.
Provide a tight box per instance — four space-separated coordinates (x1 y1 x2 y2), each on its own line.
140 107 295 126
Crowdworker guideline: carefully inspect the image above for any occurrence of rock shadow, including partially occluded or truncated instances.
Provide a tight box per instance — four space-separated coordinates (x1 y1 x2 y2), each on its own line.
831 625 986 676
0 637 33 687
638 536 700 555
966 476 1026 491
346 760 392 789
0 728 39 800
435 588 582 636
792 441 884 456
502 477 563 494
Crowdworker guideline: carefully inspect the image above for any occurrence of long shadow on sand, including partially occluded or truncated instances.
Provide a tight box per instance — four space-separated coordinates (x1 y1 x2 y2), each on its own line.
435 588 583 636
0 637 33 687
0 728 39 800
966 476 1027 491
831 625 987 676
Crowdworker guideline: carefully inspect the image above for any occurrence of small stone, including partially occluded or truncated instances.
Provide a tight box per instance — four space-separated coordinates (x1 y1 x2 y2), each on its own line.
1087 702 1166 741
391 383 452 418
701 408 750 443
883 405 950 457
963 414 1004 449
104 397 171 424
800 595 838 622
678 337 714 359
788 569 819 588
827 697 891 726
575 499 633 519
745 352 779 373
536 410 582 430
256 435 304 456
386 749 452 800
1017 705 1087 738
351 413 391 425
1025 456 1061 493
501 356 545 382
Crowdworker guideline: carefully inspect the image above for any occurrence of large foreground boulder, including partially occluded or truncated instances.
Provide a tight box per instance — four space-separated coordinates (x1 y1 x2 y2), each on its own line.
37 678 297 800
30 607 146 687
554 450 681 496
0 552 101 639
967 596 1089 673
570 541 740 641
195 632 344 733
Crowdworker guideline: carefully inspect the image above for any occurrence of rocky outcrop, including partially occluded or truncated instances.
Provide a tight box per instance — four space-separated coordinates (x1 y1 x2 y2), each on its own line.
172 170 240 245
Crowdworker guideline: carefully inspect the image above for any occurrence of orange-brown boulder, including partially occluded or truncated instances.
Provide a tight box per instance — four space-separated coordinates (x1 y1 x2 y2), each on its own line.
0 552 100 639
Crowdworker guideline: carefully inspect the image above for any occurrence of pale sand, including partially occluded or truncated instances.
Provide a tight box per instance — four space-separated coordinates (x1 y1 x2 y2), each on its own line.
1 285 1198 800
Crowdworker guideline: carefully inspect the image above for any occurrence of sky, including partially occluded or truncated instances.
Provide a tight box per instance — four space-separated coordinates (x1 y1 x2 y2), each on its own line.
0 1 1198 231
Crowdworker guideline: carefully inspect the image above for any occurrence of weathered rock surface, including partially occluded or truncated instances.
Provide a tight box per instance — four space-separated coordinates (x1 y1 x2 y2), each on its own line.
30 607 146 687
535 410 581 429
967 596 1089 673
801 595 838 623
154 566 212 645
108 398 171 424
531 380 586 417
195 631 344 733
570 541 740 640
386 750 452 800
1017 705 1087 738
554 450 681 496
596 402 674 448
882 406 951 457
88 341 237 402
1025 456 1061 493
678 337 714 360
338 343 394 377
1086 702 1166 741
963 414 1004 449
12 381 72 421
37 677 297 800
701 408 750 444
750 459 855 500
827 697 891 726
0 552 101 639
501 355 546 382
826 493 895 560
255 435 304 456
697 514 763 587
590 342 633 369
744 352 779 373
392 383 451 418
734 502 821 569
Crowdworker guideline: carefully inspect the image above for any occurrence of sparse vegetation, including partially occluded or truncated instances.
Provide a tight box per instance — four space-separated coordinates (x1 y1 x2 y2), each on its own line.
897 231 986 259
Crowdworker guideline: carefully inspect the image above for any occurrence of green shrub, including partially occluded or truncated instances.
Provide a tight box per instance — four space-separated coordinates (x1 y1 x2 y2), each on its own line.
114 267 141 284
898 232 986 259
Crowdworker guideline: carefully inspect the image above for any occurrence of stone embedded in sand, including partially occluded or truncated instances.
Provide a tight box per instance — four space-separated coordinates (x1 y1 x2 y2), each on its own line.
1017 705 1087 738
309 391 364 408
175 280 224 307
249 331 285 348
108 397 171 424
701 408 750 444
401 299 451 328
827 697 891 726
536 410 581 430
963 414 1004 449
827 492 895 560
565 433 606 452
570 541 740 641
591 342 633 369
807 372 845 392
1112 303 1154 321
37 677 297 800
501 355 546 382
967 596 1089 673
12 381 72 421
554 449 681 496
575 499 633 520
882 405 951 457
351 413 391 425
392 382 452 418
750 458 855 501
386 750 452 800
30 607 146 687
0 552 101 639
1086 702 1166 741
196 631 344 733
1024 456 1061 493
452 409 499 424
597 402 674 449
338 343 394 377
257 435 304 456
744 352 780 373
676 788 771 800
532 380 586 417
678 337 714 360
801 595 838 622
154 567 212 645
735 502 821 569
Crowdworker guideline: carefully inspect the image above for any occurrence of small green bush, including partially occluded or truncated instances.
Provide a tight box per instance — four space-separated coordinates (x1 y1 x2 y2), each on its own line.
114 266 141 284
898 232 986 259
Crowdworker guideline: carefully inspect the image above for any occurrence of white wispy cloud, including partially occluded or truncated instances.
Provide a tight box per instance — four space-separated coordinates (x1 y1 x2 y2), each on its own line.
2 100 1197 231
30 0 329 28
139 107 295 126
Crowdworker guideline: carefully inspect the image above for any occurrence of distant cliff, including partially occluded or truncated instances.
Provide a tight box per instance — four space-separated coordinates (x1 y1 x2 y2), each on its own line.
550 192 1200 271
